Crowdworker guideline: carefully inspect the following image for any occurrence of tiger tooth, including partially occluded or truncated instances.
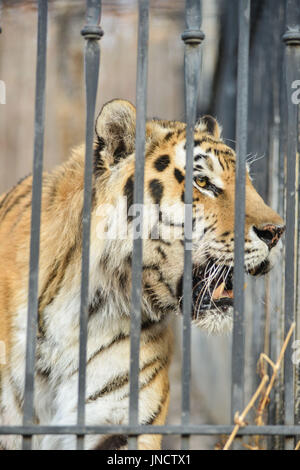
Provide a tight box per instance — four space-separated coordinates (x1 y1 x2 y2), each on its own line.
212 282 225 300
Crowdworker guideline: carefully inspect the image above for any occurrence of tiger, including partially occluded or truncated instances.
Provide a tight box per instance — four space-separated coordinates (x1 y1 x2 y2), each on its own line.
0 99 285 450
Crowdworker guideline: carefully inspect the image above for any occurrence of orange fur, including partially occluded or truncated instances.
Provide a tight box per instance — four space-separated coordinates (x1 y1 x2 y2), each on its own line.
0 99 284 450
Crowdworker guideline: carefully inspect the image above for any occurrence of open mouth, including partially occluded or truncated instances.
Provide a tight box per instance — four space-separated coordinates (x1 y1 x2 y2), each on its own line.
177 258 271 320
192 262 234 316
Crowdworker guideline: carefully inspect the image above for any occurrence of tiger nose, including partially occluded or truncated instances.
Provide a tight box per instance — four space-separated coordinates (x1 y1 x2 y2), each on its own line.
253 224 285 249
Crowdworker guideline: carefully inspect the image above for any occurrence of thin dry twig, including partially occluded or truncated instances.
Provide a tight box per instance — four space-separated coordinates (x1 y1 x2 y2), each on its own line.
223 374 269 450
222 321 296 451
256 322 296 428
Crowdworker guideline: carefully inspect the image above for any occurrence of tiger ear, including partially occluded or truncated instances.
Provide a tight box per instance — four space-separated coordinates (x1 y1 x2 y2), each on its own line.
195 115 222 139
95 99 136 168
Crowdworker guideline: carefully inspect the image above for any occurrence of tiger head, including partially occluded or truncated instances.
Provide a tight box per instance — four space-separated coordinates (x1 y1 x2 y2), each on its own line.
93 99 285 333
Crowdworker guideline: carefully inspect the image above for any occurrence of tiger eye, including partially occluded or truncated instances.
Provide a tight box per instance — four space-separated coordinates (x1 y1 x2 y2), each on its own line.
196 177 207 188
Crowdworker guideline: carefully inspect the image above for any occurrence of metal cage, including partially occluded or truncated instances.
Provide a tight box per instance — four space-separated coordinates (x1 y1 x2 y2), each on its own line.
0 0 299 451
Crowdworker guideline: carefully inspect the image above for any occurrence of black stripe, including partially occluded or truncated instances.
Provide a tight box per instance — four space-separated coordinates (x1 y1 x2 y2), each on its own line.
184 139 205 151
124 175 134 222
38 260 61 309
145 383 169 425
141 316 166 331
204 223 216 234
88 287 105 317
0 191 13 214
68 332 128 379
9 199 33 232
156 245 167 260
139 359 168 393
38 245 75 336
151 238 171 246
154 154 170 172
0 184 32 222
72 318 168 381
35 349 51 379
193 137 236 159
143 264 176 298
0 174 31 212
94 435 128 450
164 131 174 142
93 137 106 178
86 357 163 403
47 182 58 209
194 153 208 161
174 168 184 183
210 184 223 197
85 316 167 374
113 139 127 164
218 158 225 171
146 140 160 158
149 179 163 205
87 373 129 402
220 149 235 157
36 366 51 380
87 332 127 364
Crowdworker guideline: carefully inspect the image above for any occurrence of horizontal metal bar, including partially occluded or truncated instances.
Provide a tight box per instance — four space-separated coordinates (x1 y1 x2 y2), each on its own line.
1 425 300 436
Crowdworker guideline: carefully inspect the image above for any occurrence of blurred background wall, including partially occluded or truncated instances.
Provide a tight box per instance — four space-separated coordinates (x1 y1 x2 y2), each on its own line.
0 0 289 450
0 0 221 194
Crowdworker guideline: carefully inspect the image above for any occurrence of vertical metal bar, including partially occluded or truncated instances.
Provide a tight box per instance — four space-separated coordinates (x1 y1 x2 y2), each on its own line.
213 0 238 144
282 0 300 450
268 0 286 450
296 162 300 446
22 0 48 451
270 1 288 448
77 0 103 451
231 0 251 427
181 0 204 451
128 0 149 451
0 0 2 34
